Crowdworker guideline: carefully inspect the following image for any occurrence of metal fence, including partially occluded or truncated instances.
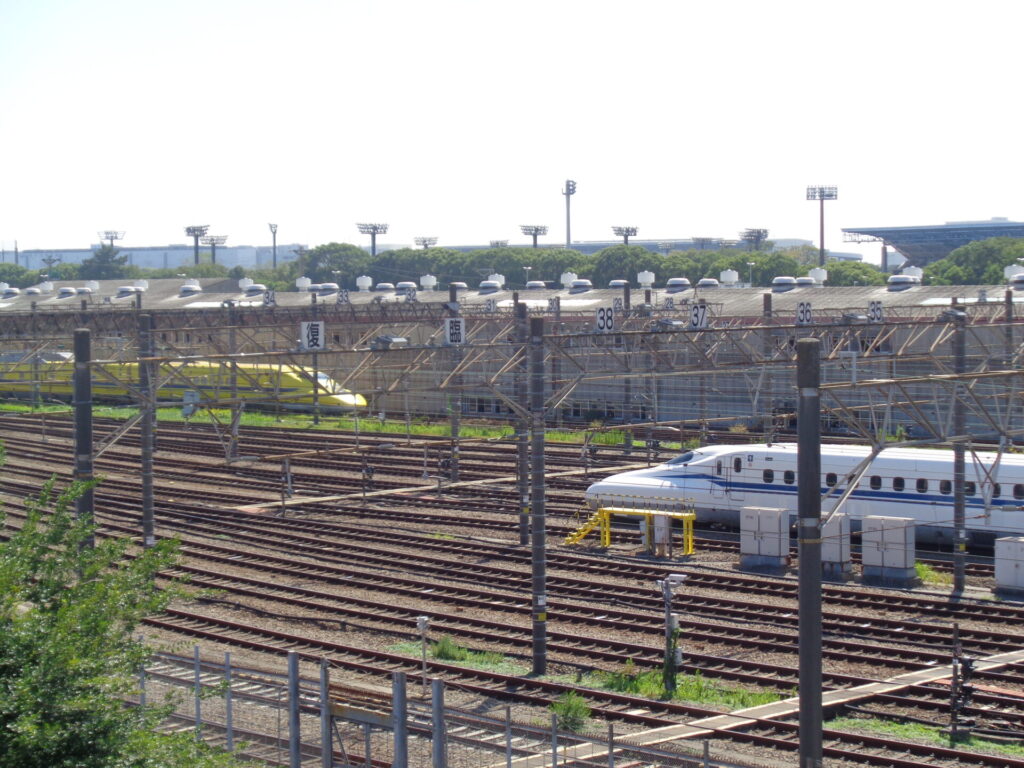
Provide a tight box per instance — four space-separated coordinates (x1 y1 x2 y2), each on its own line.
132 647 782 768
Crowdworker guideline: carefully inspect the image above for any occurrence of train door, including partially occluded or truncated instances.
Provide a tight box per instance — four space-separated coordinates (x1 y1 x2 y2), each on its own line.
727 455 746 502
711 459 726 498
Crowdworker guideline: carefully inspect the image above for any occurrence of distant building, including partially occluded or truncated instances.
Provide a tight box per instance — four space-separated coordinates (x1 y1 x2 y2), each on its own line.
843 218 1024 268
6 243 306 271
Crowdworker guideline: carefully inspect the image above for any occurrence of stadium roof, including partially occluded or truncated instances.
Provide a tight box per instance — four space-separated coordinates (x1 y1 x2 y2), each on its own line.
842 218 1024 267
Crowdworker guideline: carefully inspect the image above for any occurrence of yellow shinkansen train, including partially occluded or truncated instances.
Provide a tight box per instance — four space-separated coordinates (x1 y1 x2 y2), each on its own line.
0 355 367 411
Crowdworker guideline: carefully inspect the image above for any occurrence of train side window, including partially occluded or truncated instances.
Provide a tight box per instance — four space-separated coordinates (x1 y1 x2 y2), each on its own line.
783 470 795 485
893 477 905 491
993 483 1001 498
825 472 837 487
869 475 882 490
965 481 976 496
763 469 774 483
1015 483 1024 500
940 480 952 495
733 457 742 473
716 460 723 476
916 478 928 493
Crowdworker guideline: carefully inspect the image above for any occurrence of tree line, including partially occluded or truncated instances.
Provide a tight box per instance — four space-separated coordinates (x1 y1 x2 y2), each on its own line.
20 235 1024 290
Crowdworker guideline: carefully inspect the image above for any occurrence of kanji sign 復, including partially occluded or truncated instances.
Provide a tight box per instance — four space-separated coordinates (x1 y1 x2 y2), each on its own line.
300 321 326 351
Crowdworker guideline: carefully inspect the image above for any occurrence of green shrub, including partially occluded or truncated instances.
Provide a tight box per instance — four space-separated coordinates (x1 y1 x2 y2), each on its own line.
550 691 590 732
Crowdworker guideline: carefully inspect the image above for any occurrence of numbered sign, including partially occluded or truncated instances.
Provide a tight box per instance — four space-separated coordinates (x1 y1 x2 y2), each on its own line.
262 289 276 307
336 288 350 305
662 297 675 311
796 301 813 326
595 305 615 333
444 317 465 346
404 287 417 303
299 321 326 351
689 303 709 330
868 301 883 323
612 297 624 312
547 297 561 313
484 298 497 314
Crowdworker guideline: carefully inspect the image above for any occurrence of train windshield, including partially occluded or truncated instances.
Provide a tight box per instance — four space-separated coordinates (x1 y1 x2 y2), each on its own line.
665 451 695 466
316 372 336 390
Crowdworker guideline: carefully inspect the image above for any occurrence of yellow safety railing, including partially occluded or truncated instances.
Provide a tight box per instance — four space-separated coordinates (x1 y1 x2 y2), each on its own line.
563 506 695 555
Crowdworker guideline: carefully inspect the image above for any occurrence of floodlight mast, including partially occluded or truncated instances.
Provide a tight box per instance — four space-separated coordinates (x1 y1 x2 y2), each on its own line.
562 179 576 247
741 228 769 251
612 226 637 245
414 236 438 250
200 234 228 264
806 185 838 266
98 230 125 248
520 225 548 249
185 225 210 265
357 223 389 256
269 223 278 268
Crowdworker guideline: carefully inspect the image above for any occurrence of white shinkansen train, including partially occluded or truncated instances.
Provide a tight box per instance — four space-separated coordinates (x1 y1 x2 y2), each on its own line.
584 443 1024 546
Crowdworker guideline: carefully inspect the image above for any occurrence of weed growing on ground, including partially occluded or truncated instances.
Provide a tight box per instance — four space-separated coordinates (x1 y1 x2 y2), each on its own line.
387 636 526 676
915 561 953 586
591 660 786 709
828 716 1024 757
550 691 590 732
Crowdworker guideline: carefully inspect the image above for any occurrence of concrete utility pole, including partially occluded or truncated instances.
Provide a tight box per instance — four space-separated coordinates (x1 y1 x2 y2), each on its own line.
529 317 547 675
563 180 576 247
797 338 823 768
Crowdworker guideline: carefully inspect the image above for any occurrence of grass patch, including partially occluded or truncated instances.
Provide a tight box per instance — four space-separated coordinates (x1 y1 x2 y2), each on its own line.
828 716 1024 757
915 561 953 586
388 636 527 676
0 401 699 453
428 532 455 540
582 661 786 709
550 691 590 732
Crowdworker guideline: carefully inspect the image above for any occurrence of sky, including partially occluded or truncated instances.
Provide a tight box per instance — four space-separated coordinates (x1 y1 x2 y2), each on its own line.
2 0 1023 265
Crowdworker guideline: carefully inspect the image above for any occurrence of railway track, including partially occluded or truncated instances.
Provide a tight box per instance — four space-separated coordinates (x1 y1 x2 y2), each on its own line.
2 416 1023 766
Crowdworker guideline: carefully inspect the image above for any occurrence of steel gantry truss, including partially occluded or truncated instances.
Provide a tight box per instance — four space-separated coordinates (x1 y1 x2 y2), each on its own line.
1 294 1022 459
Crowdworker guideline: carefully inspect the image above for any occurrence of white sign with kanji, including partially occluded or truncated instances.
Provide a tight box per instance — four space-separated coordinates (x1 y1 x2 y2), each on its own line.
300 321 326 350
444 317 465 346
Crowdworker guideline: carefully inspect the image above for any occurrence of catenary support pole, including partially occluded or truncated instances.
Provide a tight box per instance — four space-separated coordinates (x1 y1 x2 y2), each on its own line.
225 652 234 752
392 671 408 768
139 314 155 547
1005 289 1014 365
797 338 823 768
320 659 331 768
431 679 446 768
73 328 94 546
448 284 462 482
529 317 547 675
288 651 300 768
194 645 202 739
515 300 529 546
228 304 240 460
951 310 967 594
